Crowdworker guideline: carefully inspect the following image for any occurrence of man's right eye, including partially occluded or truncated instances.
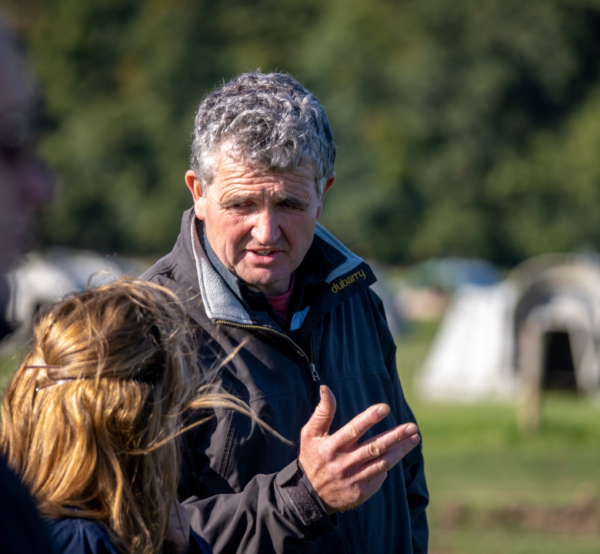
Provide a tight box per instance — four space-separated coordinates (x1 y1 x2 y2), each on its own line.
227 201 252 210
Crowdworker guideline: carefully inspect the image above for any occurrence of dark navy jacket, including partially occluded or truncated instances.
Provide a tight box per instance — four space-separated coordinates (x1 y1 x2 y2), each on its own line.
46 519 119 554
142 209 429 554
0 456 55 554
46 518 213 554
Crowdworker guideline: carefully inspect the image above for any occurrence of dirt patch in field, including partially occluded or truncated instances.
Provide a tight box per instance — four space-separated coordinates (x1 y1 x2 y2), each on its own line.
438 495 600 536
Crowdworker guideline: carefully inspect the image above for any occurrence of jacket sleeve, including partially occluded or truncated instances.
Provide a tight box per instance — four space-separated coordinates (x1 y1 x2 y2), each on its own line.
181 456 335 554
369 289 430 554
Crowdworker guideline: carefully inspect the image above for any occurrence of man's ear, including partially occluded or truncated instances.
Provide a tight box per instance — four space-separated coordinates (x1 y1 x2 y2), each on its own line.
185 170 206 220
316 173 336 219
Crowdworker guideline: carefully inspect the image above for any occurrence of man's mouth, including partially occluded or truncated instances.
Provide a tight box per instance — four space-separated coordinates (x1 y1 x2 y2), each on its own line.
247 249 284 263
252 250 276 256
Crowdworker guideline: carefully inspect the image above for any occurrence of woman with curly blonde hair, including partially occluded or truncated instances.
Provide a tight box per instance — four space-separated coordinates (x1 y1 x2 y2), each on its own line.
0 278 257 554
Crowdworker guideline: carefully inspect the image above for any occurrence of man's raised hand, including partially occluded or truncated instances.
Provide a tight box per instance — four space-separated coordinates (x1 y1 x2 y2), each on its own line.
298 385 420 515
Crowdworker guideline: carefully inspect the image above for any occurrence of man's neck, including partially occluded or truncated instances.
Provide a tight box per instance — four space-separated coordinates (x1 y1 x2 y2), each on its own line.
248 274 292 298
264 273 295 322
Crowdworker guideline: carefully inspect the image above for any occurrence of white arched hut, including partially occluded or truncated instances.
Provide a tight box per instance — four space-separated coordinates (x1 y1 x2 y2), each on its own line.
417 254 600 430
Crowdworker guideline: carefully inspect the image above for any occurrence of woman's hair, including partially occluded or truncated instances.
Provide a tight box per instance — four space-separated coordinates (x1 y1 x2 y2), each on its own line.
0 277 252 554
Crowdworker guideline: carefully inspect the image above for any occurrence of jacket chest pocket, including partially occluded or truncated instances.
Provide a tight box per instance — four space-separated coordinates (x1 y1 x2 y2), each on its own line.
316 307 390 383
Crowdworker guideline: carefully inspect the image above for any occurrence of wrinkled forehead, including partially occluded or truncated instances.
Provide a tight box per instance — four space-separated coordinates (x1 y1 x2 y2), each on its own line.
0 30 36 113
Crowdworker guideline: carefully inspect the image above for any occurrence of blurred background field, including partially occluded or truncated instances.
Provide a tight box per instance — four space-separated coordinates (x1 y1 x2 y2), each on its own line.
396 322 600 554
0 354 17 392
6 0 600 267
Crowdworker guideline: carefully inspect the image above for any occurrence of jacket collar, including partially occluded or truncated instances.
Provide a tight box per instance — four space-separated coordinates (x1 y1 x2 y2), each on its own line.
188 210 253 325
180 208 376 333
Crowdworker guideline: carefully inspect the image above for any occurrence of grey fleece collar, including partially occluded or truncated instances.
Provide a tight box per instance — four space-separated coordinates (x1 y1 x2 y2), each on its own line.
189 216 364 325
201 223 243 299
190 217 253 325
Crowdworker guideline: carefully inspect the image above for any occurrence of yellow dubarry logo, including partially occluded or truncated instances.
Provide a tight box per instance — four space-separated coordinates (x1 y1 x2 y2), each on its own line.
331 269 366 293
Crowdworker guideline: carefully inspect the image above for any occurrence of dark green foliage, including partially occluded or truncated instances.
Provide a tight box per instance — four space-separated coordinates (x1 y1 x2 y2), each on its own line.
7 0 600 263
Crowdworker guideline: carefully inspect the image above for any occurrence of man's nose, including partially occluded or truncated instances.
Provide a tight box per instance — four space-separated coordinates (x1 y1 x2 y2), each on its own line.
251 209 282 245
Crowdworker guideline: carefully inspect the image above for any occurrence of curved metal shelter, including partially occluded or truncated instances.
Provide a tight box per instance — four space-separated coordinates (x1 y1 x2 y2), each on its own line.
418 254 600 430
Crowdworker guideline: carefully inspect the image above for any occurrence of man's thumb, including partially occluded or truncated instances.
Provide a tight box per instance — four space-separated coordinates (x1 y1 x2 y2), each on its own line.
306 385 337 437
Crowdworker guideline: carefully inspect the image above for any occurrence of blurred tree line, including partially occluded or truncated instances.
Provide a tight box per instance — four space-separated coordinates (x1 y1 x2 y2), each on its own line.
6 0 600 265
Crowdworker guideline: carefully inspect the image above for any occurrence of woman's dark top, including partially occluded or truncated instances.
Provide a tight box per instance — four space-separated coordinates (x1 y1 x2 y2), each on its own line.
46 517 213 554
0 456 55 554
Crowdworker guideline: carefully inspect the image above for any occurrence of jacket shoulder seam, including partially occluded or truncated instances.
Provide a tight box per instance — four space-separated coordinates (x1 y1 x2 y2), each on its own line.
143 259 177 282
217 411 237 477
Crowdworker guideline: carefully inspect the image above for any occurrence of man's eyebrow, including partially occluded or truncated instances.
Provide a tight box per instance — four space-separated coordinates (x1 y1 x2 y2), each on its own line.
272 192 310 209
220 192 311 209
220 194 254 208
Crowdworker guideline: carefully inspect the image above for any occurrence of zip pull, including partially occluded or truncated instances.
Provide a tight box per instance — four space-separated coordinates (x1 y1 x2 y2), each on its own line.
308 334 319 381
310 363 320 381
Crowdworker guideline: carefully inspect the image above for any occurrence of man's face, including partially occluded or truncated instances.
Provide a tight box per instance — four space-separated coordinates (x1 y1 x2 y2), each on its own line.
0 34 53 281
186 156 334 296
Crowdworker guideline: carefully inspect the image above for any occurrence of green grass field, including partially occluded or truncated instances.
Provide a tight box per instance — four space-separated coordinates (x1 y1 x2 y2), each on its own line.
397 322 600 554
3 323 600 553
0 352 21 392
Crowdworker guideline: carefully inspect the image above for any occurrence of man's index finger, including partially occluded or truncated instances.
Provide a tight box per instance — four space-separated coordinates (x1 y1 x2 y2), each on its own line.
329 403 390 449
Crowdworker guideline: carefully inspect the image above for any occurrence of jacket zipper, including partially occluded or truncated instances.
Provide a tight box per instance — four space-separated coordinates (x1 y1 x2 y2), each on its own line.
215 320 320 381
308 334 320 381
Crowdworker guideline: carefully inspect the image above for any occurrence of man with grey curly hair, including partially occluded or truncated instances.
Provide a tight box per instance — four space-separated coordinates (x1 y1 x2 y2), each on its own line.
143 71 428 554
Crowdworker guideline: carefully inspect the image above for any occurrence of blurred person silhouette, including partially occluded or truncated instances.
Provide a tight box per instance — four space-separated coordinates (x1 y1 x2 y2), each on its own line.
142 72 429 554
0 16 53 327
0 12 55 554
0 277 268 554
